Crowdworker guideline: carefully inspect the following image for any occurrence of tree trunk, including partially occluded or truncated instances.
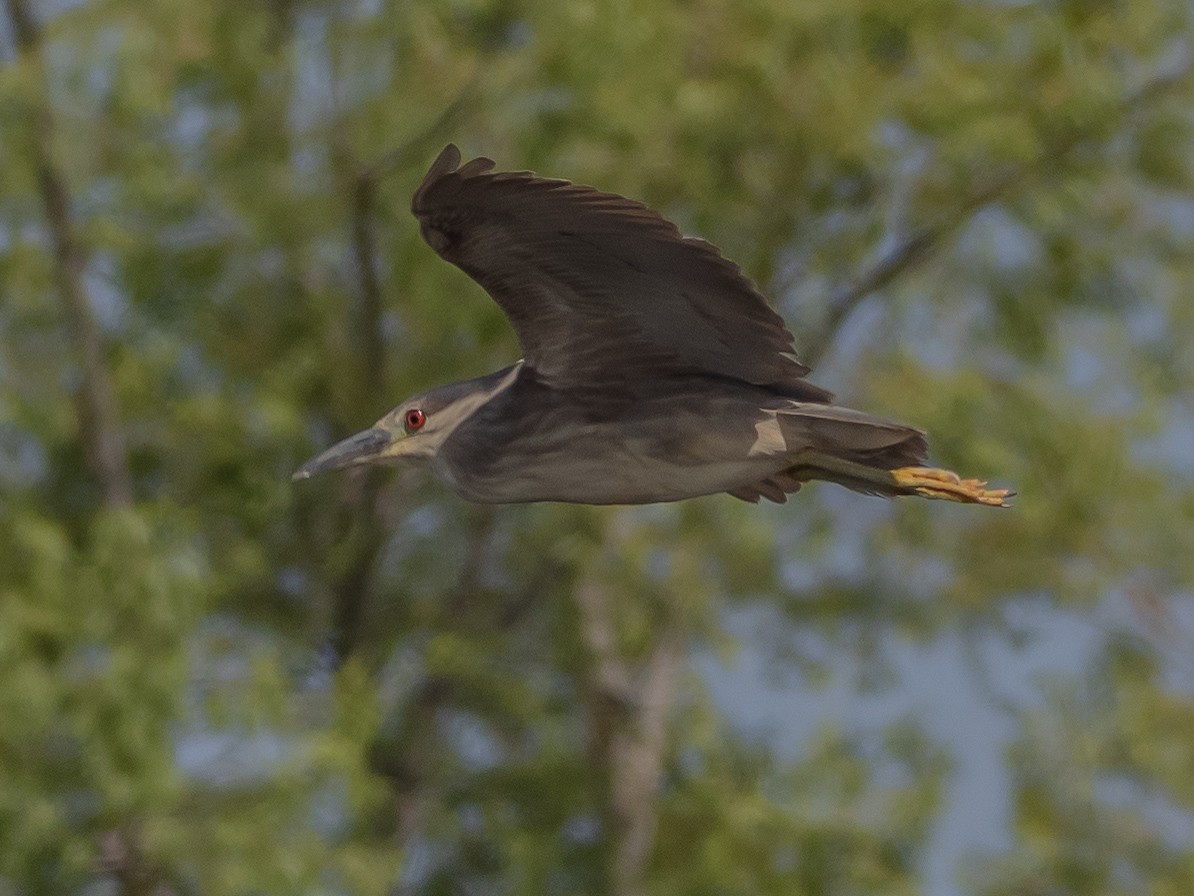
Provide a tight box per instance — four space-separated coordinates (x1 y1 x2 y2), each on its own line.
6 0 132 510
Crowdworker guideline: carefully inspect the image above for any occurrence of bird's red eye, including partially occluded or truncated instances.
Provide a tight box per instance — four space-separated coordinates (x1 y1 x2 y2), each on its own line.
404 408 426 432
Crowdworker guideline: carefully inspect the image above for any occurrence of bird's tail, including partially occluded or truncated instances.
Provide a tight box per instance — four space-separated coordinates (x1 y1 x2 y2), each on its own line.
776 405 928 497
744 404 1011 506
726 405 927 503
728 405 1011 505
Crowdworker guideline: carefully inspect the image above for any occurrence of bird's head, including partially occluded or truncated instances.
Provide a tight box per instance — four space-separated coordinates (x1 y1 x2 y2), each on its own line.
292 366 519 481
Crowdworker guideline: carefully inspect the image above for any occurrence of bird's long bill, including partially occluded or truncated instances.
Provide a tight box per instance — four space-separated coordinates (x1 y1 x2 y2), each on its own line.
292 427 391 481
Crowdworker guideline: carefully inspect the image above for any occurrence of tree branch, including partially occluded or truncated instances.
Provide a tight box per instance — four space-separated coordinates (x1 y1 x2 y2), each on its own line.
369 508 497 854
359 87 475 185
343 82 476 389
818 170 1023 358
608 630 681 896
808 59 1194 365
347 176 386 393
96 830 177 896
324 84 479 664
326 474 386 665
6 0 132 509
575 570 682 896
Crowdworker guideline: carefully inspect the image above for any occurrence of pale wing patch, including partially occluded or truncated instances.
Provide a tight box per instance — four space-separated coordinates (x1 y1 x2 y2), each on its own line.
748 411 787 458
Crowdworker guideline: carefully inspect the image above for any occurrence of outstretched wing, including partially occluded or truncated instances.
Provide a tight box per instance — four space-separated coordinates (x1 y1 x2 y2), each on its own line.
411 144 829 400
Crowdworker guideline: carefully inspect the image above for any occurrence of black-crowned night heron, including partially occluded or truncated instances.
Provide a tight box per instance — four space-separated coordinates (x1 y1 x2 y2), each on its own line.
295 145 1011 508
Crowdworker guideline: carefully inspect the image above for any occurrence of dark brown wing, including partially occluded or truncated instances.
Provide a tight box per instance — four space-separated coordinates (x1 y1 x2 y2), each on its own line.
411 144 830 400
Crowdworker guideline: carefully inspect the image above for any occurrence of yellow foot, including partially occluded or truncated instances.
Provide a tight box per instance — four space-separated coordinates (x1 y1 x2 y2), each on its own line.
891 466 1014 507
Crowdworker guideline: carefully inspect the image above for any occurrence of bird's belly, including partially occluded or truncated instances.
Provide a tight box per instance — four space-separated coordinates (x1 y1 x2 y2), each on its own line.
436 421 783 505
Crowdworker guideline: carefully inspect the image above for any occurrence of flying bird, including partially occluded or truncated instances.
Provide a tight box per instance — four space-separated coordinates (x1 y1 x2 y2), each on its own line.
295 145 1011 508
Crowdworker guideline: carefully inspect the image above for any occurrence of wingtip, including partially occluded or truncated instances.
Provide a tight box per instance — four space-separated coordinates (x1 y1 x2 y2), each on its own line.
413 144 463 211
457 154 497 178
437 143 462 171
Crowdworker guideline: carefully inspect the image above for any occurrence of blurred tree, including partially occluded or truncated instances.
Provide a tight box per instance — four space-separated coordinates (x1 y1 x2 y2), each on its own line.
1 0 1193 894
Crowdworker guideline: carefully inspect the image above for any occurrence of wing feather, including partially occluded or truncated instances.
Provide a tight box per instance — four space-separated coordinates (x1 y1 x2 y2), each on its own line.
411 144 830 400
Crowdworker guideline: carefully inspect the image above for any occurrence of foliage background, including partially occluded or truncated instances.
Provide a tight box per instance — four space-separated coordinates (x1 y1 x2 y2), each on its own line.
2 0 1194 893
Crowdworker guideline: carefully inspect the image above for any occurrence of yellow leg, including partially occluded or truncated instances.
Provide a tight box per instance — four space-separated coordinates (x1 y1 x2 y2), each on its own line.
891 467 1014 507
786 451 1014 507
